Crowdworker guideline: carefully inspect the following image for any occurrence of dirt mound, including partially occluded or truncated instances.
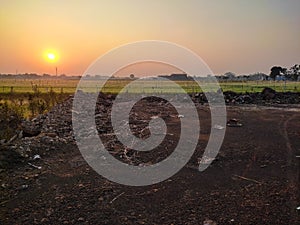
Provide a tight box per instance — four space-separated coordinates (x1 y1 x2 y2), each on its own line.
194 88 300 105
261 87 276 100
0 146 24 170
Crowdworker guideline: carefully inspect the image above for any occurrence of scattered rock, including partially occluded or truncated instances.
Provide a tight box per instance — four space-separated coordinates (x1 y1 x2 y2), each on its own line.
203 219 217 225
227 118 243 127
196 89 300 105
16 184 29 191
22 122 41 137
77 217 85 222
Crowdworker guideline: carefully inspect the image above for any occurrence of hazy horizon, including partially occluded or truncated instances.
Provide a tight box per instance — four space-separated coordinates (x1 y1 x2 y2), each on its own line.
1 0 299 76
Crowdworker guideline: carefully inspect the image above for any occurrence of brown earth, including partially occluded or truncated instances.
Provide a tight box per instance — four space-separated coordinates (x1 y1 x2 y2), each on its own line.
0 95 300 224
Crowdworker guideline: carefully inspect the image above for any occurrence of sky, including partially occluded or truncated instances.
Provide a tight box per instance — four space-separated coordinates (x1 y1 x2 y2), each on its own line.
1 0 299 76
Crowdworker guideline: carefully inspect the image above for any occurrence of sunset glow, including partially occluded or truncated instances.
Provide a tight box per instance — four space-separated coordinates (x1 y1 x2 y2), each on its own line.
1 1 299 76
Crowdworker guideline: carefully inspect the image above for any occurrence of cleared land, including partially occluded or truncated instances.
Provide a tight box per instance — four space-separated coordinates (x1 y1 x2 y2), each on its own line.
0 94 299 224
0 79 299 223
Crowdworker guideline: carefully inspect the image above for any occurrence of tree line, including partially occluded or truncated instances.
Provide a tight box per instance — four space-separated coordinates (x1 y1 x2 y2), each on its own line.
270 64 300 81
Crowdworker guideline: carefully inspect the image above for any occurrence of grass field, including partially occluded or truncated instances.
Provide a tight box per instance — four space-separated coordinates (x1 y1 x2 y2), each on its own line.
0 78 299 120
0 79 299 94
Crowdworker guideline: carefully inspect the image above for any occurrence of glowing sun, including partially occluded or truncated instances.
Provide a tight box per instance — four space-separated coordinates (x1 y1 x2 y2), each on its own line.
44 50 58 63
47 53 56 60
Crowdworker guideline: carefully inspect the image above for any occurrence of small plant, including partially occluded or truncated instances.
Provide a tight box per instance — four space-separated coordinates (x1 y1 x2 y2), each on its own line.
0 101 23 140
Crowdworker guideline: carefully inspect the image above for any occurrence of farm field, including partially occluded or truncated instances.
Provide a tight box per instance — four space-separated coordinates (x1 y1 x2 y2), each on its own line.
0 78 299 119
0 78 299 94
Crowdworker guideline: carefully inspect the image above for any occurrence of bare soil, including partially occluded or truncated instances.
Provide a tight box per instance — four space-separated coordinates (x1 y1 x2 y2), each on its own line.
0 96 299 224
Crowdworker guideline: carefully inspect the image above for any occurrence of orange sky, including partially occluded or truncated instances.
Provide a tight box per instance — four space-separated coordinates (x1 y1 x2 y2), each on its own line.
1 0 299 76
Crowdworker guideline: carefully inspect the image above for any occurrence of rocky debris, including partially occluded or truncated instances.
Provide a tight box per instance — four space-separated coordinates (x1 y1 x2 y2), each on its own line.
0 89 298 171
1 91 238 172
227 118 243 127
195 88 300 105
235 94 253 104
203 219 217 225
0 89 299 170
22 120 42 137
261 87 276 100
0 93 116 169
1 92 300 224
195 93 207 104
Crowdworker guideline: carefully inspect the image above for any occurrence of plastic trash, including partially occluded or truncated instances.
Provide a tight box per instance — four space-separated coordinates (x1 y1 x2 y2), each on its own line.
21 184 28 189
199 156 215 165
213 125 225 130
28 162 42 170
178 114 184 118
16 184 29 191
33 154 41 160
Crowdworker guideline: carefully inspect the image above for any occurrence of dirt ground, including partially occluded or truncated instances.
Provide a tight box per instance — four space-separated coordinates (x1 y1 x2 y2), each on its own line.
0 97 299 224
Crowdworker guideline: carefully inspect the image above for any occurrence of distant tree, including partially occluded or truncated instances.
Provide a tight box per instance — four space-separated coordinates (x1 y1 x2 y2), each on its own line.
289 64 300 80
270 66 285 80
223 72 236 81
224 72 236 78
281 68 287 75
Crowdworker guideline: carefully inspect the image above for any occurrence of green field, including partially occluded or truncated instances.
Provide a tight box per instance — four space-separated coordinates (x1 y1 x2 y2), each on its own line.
0 78 299 119
0 79 299 94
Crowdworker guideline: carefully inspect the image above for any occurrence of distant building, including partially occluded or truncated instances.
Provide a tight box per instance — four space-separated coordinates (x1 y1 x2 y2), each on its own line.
158 73 189 80
247 73 268 81
275 75 286 81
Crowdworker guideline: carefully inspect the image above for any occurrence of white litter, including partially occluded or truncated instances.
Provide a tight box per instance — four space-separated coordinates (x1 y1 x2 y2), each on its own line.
28 162 42 170
199 156 215 165
213 124 225 130
33 154 41 160
178 115 184 118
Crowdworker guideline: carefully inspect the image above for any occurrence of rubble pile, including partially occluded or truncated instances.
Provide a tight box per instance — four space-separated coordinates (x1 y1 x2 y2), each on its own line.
0 89 299 169
195 88 300 105
0 94 111 168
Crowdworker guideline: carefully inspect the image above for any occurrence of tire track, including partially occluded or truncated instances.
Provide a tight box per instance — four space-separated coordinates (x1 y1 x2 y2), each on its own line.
280 114 299 219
